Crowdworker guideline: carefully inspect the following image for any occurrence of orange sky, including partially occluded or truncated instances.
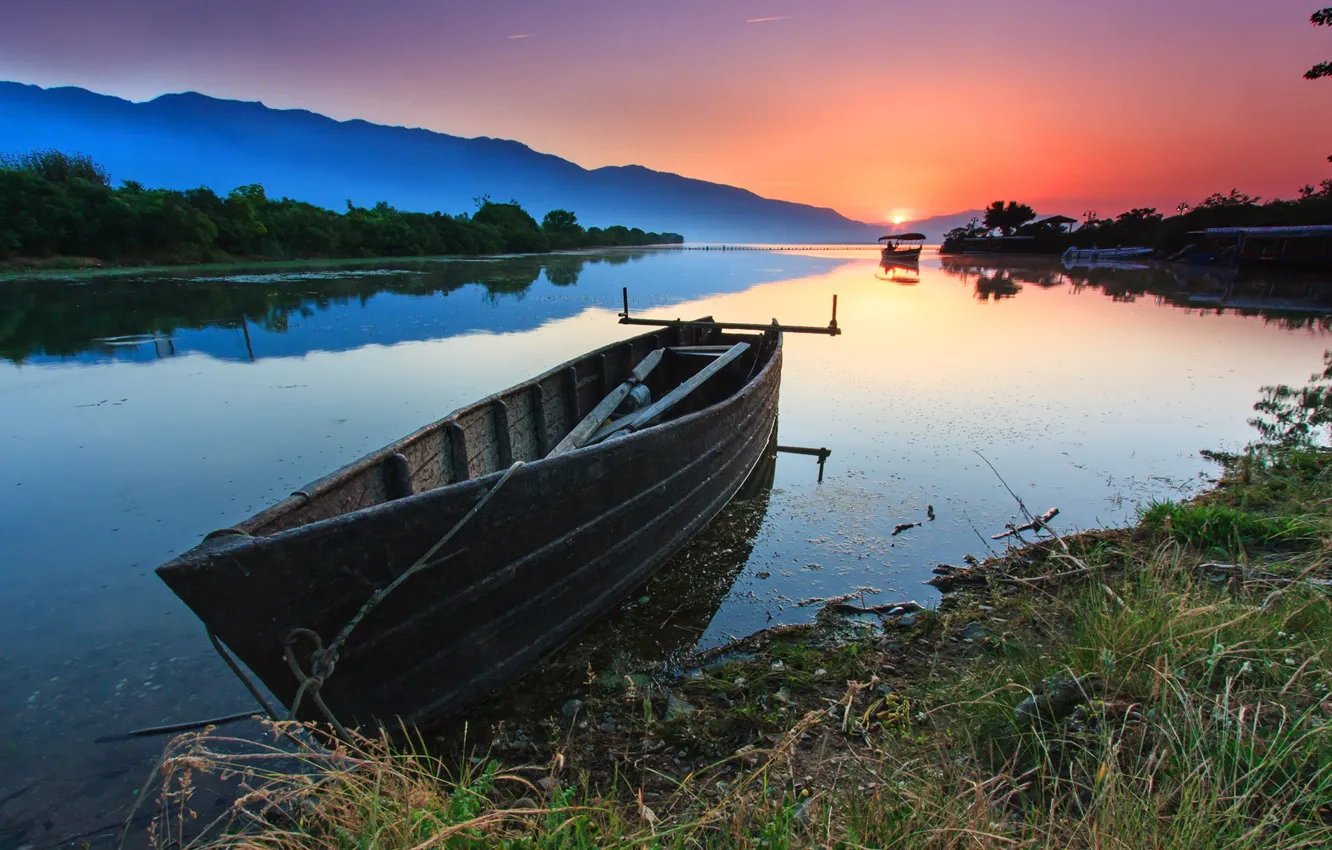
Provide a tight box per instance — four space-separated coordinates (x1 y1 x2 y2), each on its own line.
3 0 1330 222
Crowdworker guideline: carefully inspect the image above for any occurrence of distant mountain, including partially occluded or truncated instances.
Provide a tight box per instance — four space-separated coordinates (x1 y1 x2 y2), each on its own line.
0 82 885 244
897 210 987 243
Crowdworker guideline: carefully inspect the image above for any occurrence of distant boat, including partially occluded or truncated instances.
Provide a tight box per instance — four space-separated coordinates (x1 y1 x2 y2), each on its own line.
879 233 926 260
1062 247 1154 265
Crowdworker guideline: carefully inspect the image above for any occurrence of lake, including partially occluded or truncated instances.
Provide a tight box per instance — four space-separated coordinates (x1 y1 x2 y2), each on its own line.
3 247 1330 844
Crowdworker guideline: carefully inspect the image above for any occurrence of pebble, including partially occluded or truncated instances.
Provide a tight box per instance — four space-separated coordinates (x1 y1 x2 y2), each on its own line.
665 693 698 721
959 622 989 641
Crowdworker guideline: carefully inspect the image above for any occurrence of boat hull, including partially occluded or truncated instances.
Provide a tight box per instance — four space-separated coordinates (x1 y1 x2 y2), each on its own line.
881 247 923 260
157 325 782 730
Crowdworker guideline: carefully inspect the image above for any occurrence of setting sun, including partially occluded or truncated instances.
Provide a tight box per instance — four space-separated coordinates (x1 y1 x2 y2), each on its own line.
892 215 906 225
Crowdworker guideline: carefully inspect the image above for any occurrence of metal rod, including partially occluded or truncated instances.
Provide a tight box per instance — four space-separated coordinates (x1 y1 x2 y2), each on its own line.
620 318 841 336
777 445 831 483
94 710 259 744
616 290 842 335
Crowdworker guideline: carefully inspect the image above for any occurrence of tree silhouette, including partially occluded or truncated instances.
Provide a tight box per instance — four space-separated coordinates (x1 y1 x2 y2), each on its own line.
982 201 1037 236
1308 8 1332 79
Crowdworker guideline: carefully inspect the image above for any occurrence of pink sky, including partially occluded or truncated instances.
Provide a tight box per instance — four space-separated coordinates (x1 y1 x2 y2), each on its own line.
2 0 1330 222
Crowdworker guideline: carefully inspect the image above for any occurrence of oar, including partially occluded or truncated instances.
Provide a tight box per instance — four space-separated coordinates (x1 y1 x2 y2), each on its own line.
547 348 665 457
587 341 749 445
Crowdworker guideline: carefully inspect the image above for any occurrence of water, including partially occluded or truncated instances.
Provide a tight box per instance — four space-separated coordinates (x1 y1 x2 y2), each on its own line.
2 248 1330 843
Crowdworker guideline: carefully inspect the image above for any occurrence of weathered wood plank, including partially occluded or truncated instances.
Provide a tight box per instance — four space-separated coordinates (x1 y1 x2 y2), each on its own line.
494 400 513 468
548 349 664 457
447 422 469 483
384 452 414 500
588 342 749 444
532 385 548 456
564 366 581 421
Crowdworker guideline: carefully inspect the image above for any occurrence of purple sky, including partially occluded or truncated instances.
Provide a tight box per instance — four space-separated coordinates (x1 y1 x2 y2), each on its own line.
3 0 1330 221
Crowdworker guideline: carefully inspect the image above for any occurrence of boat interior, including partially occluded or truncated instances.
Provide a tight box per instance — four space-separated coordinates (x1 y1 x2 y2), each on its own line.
231 322 780 538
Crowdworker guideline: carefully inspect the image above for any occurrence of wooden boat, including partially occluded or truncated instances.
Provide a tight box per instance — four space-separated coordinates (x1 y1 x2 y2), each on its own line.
1062 246 1153 265
157 320 786 731
879 232 925 261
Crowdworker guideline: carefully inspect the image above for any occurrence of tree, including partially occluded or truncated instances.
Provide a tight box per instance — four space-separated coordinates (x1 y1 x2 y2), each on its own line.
1308 8 1332 79
472 201 549 253
982 201 1037 236
1199 189 1260 208
541 209 585 249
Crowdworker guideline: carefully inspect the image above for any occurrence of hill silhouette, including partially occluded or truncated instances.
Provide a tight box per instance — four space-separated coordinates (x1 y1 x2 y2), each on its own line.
0 82 884 243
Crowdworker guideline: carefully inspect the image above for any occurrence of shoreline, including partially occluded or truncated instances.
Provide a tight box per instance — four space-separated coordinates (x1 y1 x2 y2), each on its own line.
155 444 1332 848
0 246 676 282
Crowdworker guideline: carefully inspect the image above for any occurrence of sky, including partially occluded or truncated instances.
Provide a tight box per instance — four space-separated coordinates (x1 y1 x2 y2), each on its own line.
2 0 1330 223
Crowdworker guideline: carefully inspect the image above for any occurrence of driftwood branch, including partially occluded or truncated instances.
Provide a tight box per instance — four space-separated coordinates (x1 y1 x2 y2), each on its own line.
826 600 923 616
795 587 882 608
992 508 1060 540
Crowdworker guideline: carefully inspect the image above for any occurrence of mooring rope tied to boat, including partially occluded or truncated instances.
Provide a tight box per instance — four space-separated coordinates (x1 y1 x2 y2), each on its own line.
283 460 526 736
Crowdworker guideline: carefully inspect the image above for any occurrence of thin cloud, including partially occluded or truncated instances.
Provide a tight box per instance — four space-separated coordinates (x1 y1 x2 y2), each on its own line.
745 16 790 23
507 33 535 39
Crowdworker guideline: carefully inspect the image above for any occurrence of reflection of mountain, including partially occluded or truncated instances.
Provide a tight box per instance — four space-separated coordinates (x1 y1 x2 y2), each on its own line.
466 426 779 722
1 252 848 364
938 255 1332 329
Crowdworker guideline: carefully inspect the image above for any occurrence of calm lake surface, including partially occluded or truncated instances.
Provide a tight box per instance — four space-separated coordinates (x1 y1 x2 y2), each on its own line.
3 247 1331 842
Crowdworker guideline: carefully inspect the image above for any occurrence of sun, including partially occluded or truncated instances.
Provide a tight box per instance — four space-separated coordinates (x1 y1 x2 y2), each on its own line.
892 215 907 226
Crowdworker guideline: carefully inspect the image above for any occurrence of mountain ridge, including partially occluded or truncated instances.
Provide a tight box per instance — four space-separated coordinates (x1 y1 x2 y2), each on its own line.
0 81 890 243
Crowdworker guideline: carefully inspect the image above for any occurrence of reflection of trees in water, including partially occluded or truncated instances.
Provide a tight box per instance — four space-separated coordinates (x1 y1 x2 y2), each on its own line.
938 255 1332 330
973 270 1022 301
0 252 648 363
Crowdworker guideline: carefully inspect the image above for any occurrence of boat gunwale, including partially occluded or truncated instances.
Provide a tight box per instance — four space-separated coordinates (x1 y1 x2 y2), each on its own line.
162 322 782 561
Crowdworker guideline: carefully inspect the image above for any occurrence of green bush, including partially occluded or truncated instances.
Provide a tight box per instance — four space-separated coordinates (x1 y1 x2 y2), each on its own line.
0 151 684 264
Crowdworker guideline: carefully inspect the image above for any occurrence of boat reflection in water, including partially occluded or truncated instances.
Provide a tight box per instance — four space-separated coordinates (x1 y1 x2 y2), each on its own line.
876 257 921 285
466 425 780 727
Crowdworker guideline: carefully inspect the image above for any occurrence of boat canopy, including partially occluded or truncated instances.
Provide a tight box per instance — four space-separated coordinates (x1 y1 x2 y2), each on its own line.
879 233 926 242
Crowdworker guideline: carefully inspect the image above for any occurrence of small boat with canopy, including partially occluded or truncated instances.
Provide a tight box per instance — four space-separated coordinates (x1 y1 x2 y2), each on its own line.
879 233 925 261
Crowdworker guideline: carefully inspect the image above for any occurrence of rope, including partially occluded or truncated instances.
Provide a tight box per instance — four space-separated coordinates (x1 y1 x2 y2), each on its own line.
208 628 280 720
282 460 525 736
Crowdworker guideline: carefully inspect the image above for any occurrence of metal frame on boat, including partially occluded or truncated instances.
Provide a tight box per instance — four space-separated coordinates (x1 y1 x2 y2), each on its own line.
157 312 824 731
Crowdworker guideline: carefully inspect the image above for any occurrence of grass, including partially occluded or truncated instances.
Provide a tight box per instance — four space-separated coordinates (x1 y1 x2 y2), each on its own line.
152 448 1332 849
